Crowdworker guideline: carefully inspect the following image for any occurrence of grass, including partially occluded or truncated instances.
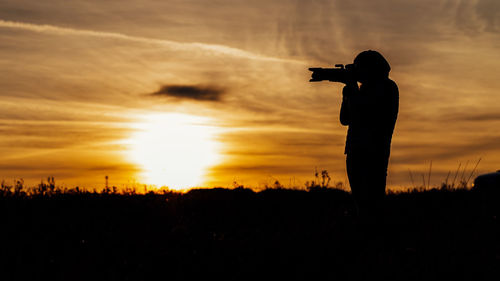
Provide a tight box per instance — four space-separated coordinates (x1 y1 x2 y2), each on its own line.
0 176 498 280
407 158 483 190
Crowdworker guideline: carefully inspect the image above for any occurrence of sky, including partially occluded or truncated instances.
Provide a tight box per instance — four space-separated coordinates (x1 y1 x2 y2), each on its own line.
0 0 499 190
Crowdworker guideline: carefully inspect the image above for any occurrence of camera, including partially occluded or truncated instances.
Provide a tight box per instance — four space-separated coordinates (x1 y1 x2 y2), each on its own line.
309 64 355 84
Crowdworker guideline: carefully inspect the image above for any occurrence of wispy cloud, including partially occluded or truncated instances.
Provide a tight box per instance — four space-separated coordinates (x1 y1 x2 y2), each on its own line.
0 19 299 63
441 112 500 122
150 84 225 102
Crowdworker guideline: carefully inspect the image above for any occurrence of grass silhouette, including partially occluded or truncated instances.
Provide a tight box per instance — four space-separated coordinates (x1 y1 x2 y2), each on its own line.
0 177 498 280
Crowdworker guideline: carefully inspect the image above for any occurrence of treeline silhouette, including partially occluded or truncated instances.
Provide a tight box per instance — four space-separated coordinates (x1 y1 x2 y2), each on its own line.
0 183 498 280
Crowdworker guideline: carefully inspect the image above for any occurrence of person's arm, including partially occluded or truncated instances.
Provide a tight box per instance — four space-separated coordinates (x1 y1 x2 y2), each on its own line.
340 83 358 126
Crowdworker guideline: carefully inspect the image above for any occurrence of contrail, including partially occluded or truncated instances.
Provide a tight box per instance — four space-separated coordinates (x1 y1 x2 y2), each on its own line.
0 19 302 63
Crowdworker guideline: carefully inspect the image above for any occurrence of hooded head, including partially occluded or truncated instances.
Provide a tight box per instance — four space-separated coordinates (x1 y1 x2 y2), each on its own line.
353 50 391 83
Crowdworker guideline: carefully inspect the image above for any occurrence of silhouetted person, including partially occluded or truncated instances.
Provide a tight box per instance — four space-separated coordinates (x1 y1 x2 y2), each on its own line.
340 50 399 221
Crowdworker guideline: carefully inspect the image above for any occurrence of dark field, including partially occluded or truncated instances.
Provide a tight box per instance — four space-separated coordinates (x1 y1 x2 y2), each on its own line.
1 186 499 280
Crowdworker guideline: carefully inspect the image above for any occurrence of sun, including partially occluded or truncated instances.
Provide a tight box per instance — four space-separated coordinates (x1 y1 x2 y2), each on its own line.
126 113 221 190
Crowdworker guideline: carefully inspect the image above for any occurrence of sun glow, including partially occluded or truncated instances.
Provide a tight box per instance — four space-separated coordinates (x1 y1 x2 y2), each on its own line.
126 113 221 190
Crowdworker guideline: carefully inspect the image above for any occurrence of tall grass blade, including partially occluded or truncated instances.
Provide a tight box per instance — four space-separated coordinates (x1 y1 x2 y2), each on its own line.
451 162 461 188
408 169 415 189
427 161 432 189
466 158 482 187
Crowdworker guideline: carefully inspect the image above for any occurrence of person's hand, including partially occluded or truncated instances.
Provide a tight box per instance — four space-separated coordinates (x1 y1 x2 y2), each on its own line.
342 83 357 99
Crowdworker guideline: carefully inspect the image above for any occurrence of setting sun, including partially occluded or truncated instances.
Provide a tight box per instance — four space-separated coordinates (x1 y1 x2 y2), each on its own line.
125 113 221 189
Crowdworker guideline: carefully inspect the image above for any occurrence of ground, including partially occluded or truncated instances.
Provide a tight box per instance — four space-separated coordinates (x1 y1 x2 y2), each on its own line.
0 187 499 280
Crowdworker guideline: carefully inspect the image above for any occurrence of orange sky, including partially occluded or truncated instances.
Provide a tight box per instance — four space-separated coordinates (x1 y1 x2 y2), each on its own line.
0 0 499 190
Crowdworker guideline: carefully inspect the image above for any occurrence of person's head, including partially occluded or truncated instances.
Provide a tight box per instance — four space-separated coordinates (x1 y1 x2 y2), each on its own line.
353 50 391 83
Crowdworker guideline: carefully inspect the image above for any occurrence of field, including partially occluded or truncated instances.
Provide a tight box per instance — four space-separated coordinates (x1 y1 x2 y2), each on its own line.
1 185 499 280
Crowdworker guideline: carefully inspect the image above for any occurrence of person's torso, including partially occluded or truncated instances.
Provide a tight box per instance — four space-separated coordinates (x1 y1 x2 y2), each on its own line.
345 78 398 154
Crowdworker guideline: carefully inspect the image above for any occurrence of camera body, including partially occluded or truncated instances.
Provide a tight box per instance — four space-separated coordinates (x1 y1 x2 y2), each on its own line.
309 64 355 84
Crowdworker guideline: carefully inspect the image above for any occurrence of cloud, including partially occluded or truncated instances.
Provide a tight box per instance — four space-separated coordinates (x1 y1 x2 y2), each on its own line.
0 19 296 63
443 112 500 122
428 106 500 122
391 134 500 165
454 0 500 33
150 84 225 102
476 0 500 31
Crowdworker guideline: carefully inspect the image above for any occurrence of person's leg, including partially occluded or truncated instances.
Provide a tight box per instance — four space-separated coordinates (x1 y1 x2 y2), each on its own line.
346 153 357 215
347 150 391 279
347 152 367 217
364 151 389 221
348 150 389 221
373 151 389 208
